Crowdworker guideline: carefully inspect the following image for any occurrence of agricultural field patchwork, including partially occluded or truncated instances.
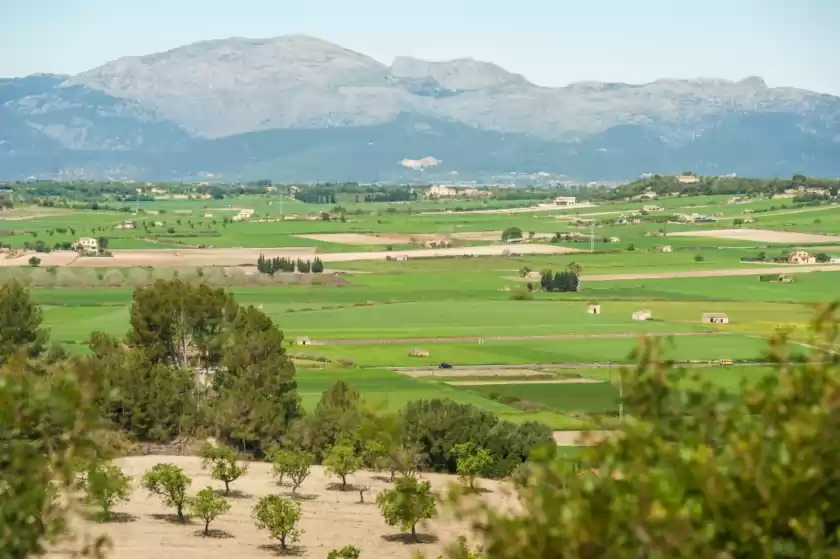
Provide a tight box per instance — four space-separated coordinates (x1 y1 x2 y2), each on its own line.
4 187 839 434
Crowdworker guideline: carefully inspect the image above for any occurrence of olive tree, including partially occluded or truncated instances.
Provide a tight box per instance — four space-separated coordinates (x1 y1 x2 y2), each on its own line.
141 463 192 522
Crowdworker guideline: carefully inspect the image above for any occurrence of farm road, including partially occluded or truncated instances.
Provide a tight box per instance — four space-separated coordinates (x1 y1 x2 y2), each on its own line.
306 331 731 346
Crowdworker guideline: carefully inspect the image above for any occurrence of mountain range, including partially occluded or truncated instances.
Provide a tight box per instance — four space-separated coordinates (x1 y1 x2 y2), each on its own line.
2 34 839 182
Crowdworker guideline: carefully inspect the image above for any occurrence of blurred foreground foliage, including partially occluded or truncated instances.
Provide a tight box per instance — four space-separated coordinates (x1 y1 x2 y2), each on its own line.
449 303 840 559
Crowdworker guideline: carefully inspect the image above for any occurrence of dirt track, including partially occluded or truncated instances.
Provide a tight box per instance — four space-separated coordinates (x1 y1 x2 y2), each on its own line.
668 228 840 244
581 264 840 281
446 378 603 386
0 243 581 268
307 331 731 346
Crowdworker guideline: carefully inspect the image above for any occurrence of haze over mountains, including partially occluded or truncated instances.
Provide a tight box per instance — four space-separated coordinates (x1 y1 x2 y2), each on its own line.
2 35 839 182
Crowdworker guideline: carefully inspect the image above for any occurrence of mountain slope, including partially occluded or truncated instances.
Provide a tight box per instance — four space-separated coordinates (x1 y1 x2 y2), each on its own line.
2 34 839 180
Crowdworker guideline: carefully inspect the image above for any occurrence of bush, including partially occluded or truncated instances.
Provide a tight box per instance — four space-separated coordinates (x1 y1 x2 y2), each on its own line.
328 545 361 559
28 256 41 267
501 226 523 242
447 315 840 557
509 286 533 301
694 254 705 262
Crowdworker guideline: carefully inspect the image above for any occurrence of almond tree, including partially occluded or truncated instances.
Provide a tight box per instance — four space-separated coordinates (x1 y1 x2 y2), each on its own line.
188 487 231 536
141 463 192 521
253 495 302 551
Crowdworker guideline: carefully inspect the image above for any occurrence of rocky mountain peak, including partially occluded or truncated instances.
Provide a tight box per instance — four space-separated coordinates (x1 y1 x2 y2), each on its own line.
389 56 529 90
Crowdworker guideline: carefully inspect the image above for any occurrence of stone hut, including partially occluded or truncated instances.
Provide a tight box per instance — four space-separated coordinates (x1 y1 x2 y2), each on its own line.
701 313 729 324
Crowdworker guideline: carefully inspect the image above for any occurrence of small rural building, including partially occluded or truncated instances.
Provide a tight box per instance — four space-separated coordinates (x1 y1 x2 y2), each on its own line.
76 237 98 252
424 238 451 249
643 205 664 212
395 255 409 261
587 303 601 315
607 236 621 243
657 245 673 253
204 212 213 218
113 220 136 230
554 196 577 206
677 175 700 184
409 348 430 358
296 336 310 346
632 310 652 321
788 250 816 265
702 313 729 324
830 257 840 264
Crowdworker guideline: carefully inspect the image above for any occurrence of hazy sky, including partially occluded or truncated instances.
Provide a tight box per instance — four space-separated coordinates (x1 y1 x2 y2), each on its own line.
2 0 838 94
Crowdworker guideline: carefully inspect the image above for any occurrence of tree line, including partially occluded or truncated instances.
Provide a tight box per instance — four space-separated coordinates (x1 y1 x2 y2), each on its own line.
256 255 325 274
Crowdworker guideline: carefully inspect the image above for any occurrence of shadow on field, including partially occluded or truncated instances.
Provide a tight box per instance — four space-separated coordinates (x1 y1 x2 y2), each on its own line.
151 513 194 525
325 482 360 492
371 475 394 483
97 512 138 524
382 532 440 545
194 529 235 539
257 544 304 556
287 492 319 501
214 488 252 499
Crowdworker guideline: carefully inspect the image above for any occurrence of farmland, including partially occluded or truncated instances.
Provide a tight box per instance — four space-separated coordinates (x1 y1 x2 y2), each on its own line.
3 183 840 433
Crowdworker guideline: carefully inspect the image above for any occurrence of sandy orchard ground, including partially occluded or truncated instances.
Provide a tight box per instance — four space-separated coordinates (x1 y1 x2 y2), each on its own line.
444 378 603 386
667 228 840 244
54 455 512 559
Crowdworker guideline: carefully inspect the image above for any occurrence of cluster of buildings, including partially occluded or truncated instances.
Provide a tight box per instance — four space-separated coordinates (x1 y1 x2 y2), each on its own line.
427 185 489 198
773 186 831 199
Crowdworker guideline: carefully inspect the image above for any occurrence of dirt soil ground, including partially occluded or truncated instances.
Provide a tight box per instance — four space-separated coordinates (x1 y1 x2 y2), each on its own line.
668 228 840 243
53 455 509 559
65 248 318 268
296 233 413 245
553 430 609 446
445 378 603 386
580 264 840 281
398 368 554 379
0 243 580 268
0 207 78 220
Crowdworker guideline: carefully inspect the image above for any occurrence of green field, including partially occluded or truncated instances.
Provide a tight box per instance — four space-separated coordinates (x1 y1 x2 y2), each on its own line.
457 382 620 414
4 191 838 433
